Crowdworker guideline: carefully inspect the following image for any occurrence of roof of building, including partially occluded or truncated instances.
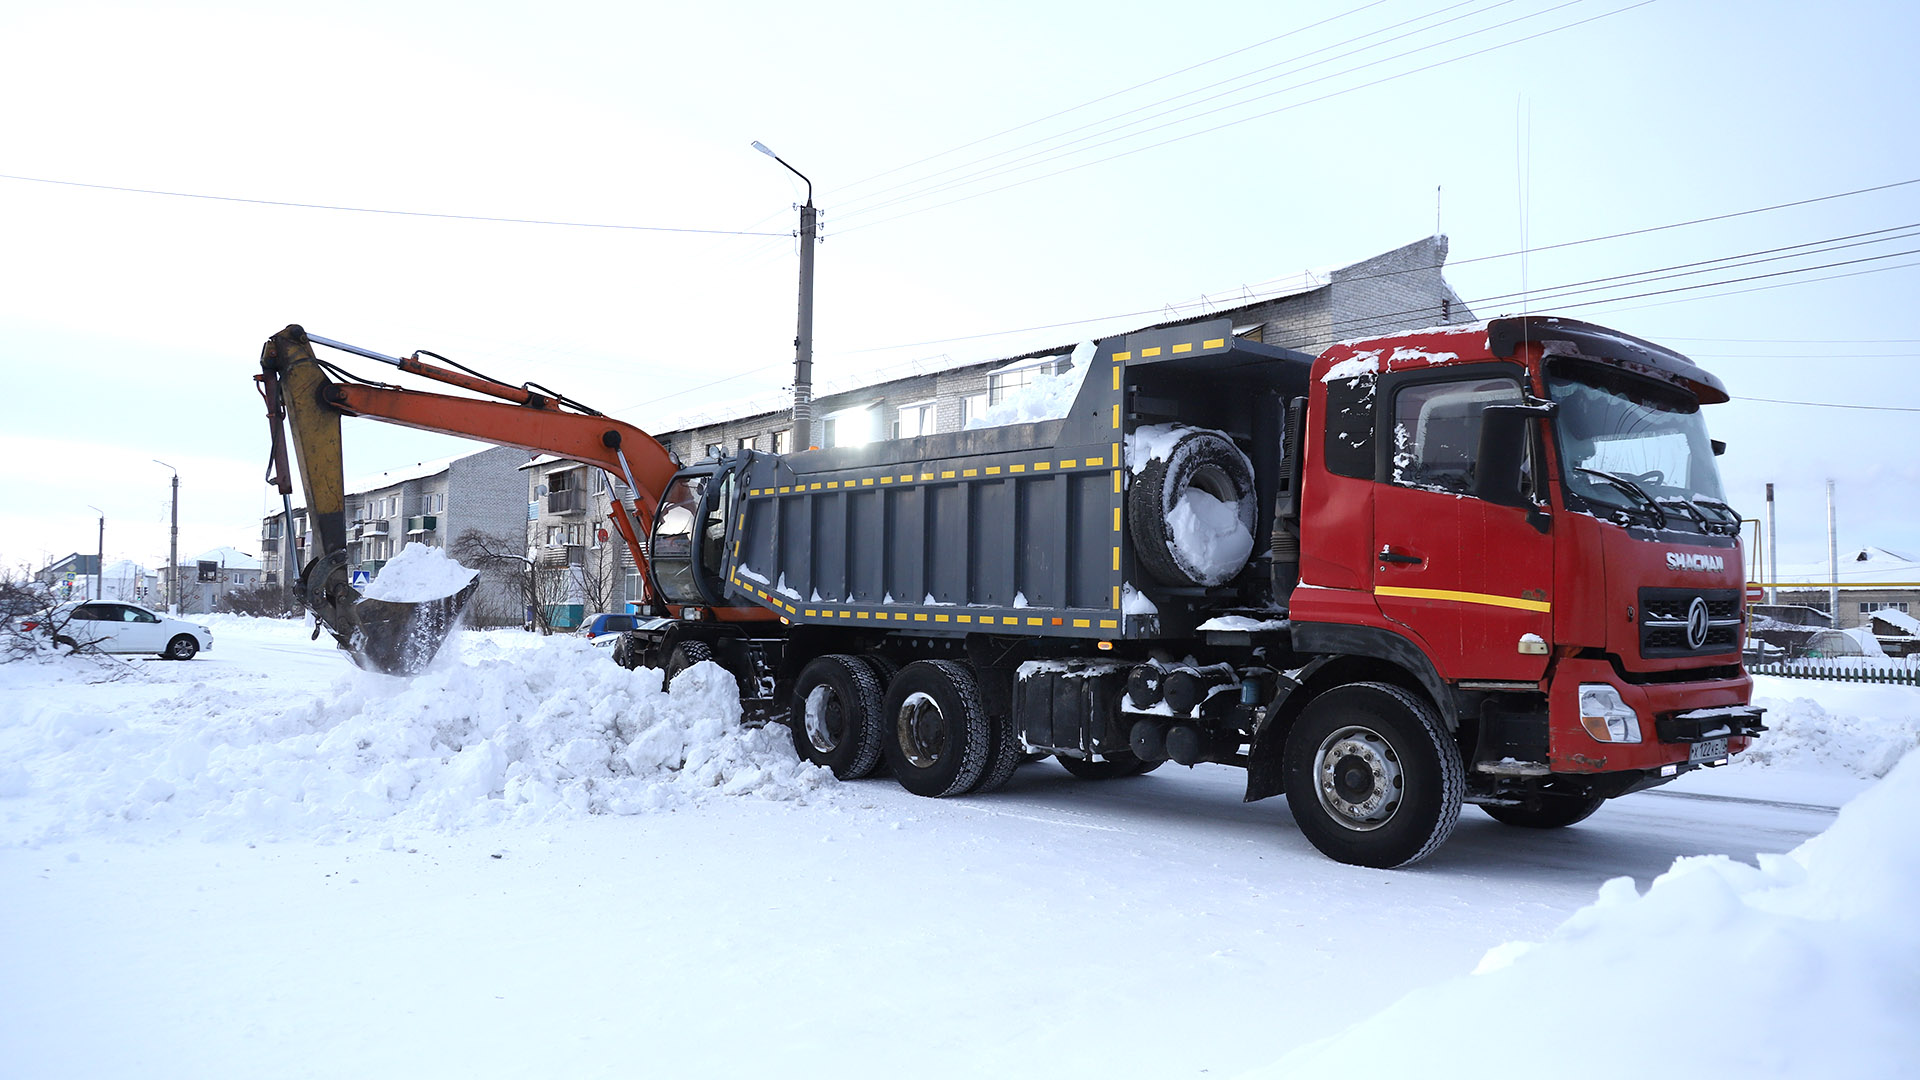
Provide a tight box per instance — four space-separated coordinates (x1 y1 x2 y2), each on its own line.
190 546 261 570
1870 608 1920 637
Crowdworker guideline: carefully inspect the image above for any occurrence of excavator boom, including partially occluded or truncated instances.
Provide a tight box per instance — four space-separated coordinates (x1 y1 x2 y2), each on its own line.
257 324 681 675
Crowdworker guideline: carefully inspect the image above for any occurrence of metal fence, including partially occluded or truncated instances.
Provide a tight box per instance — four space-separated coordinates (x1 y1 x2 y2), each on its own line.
1749 658 1920 687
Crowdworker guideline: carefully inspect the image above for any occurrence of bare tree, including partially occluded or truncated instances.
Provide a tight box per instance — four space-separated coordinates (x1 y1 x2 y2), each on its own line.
449 529 557 633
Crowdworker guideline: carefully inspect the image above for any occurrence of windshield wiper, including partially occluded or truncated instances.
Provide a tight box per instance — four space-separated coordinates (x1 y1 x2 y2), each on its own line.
1575 467 1668 528
1691 496 1744 536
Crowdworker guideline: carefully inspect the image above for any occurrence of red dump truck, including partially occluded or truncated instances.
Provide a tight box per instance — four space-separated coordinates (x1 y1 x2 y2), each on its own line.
261 314 1763 868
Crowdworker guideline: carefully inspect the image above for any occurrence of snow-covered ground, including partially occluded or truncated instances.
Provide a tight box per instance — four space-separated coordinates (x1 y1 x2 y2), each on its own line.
1 617 1915 1078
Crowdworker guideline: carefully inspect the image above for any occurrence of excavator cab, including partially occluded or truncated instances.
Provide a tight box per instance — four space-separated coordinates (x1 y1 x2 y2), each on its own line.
649 464 737 609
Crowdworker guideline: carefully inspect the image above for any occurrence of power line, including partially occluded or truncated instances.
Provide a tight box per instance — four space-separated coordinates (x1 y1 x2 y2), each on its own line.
834 0 1495 217
0 172 789 237
837 1 1654 233
1737 397 1920 413
831 0 1394 200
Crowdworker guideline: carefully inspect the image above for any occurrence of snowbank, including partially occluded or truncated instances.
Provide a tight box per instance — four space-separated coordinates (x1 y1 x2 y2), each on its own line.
0 633 833 844
1252 747 1920 1079
1743 678 1920 779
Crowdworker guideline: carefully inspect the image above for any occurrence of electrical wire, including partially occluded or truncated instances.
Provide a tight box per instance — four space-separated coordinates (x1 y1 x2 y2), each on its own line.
835 1 1654 234
0 172 790 237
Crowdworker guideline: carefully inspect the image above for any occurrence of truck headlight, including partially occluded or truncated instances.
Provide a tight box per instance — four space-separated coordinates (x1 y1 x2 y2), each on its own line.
1578 684 1642 744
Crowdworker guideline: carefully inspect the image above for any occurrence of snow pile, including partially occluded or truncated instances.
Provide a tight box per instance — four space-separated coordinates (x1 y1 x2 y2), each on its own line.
358 542 477 602
0 633 833 843
963 341 1095 429
1123 423 1191 474
1166 487 1255 583
1253 748 1920 1079
1739 680 1920 779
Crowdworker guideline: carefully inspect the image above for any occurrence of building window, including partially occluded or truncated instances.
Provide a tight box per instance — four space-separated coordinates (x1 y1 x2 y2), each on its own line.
771 429 790 454
961 393 989 427
987 357 1064 405
1861 601 1911 614
893 401 936 439
737 435 756 452
822 406 874 449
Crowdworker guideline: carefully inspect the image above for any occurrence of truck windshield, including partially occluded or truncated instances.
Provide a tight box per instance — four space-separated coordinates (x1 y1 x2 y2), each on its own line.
1546 362 1728 526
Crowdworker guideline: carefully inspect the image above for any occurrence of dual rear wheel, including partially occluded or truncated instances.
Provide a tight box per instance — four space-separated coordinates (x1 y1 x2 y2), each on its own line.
789 656 1022 796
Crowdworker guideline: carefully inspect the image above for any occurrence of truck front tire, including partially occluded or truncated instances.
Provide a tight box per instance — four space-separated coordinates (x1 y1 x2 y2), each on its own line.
881 660 993 798
1282 682 1463 868
790 654 887 780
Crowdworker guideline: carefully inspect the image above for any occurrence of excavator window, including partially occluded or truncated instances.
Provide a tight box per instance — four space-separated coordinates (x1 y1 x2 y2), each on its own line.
651 474 707 606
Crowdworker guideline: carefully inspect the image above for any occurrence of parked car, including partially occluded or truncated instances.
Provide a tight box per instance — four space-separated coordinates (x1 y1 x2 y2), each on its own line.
578 612 637 650
34 601 212 660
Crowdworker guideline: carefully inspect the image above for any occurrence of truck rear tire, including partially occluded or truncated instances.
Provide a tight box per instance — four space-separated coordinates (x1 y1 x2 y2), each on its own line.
1128 428 1258 588
1282 682 1463 869
1480 793 1605 829
881 660 992 798
790 655 887 780
662 640 714 690
1056 753 1161 780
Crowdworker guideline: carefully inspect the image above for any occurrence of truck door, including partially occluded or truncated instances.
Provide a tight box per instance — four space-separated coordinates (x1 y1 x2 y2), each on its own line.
1371 370 1552 682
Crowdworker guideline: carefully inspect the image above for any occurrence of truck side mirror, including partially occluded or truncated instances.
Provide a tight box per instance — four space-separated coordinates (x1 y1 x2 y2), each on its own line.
1475 404 1536 509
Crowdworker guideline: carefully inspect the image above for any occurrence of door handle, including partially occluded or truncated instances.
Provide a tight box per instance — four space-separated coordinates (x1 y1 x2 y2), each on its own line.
1377 547 1424 566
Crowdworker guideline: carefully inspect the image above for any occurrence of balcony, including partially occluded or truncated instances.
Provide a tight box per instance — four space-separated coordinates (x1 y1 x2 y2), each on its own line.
354 520 390 540
537 544 585 568
406 515 438 535
546 489 587 515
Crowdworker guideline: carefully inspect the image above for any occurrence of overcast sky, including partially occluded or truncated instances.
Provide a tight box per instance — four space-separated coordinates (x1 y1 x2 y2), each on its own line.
3 0 1916 579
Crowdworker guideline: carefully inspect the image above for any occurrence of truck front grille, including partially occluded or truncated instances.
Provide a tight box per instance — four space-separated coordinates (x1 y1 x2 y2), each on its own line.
1639 587 1741 658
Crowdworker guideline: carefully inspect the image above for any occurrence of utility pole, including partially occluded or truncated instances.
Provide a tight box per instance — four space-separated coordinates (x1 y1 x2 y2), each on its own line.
155 460 179 612
753 140 817 451
1826 479 1839 626
1765 483 1778 605
87 505 104 601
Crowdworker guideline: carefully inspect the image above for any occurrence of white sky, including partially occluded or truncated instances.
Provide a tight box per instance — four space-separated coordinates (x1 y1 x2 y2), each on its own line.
2 0 1916 576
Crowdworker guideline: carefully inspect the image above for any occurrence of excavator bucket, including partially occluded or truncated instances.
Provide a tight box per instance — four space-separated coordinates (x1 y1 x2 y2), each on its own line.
340 578 480 676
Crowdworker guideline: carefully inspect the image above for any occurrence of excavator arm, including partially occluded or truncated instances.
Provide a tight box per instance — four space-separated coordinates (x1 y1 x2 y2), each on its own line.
257 323 700 674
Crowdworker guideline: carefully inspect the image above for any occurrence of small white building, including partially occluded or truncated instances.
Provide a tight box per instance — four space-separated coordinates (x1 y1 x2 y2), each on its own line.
164 546 263 614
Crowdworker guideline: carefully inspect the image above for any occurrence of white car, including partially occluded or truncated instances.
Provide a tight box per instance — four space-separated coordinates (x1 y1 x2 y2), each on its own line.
41 601 212 660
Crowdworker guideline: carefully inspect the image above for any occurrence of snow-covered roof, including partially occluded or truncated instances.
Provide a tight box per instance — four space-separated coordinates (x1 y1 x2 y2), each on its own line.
1869 607 1920 637
190 546 260 570
1774 547 1920 586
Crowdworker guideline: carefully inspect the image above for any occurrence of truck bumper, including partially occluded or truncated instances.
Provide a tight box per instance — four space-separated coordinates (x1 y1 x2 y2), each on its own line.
1546 659 1760 775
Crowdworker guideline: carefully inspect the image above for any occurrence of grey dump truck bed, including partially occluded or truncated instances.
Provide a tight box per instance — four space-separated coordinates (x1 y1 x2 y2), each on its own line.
721 320 1313 641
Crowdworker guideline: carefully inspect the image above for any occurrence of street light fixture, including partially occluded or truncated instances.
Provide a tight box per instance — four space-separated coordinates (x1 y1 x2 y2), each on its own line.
753 140 819 452
154 460 179 612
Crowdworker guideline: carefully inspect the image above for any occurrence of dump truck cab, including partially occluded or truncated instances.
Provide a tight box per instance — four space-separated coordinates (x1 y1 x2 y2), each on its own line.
1297 316 1762 805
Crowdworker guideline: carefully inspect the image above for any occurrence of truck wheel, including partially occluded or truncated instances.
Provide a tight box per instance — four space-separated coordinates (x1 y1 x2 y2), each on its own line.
164 635 199 661
881 660 992 798
790 655 887 780
1128 428 1258 588
662 640 714 689
1056 753 1162 779
969 708 1026 794
1282 682 1463 869
1480 793 1605 829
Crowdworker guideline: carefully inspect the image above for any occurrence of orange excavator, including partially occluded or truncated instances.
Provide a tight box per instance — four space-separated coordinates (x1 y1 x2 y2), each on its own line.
256 324 776 675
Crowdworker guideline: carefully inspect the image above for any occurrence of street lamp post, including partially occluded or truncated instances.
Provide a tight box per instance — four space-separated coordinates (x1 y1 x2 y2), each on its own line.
154 460 178 612
86 505 104 601
752 140 818 452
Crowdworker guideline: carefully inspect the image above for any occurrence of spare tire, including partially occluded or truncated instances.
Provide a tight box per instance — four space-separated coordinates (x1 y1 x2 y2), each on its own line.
1128 428 1258 587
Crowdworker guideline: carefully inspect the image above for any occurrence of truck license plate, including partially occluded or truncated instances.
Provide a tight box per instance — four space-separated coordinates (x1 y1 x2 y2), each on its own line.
1688 738 1729 763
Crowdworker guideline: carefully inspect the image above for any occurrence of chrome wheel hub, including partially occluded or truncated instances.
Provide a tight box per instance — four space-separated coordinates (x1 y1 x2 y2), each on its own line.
897 691 946 768
1314 725 1403 831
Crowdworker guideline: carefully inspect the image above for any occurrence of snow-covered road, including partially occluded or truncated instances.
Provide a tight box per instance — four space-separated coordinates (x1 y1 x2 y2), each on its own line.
1 617 1913 1078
